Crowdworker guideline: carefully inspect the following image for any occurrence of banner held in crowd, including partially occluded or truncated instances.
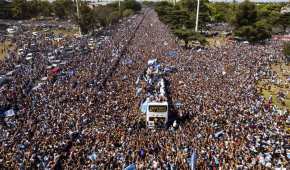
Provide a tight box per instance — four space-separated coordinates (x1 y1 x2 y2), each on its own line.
190 151 197 170
124 163 136 170
0 109 15 117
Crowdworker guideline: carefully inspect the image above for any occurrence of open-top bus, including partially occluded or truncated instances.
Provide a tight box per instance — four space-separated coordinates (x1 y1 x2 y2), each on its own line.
138 59 169 128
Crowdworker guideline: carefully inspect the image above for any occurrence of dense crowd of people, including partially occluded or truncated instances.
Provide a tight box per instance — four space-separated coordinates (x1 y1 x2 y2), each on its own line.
0 8 289 169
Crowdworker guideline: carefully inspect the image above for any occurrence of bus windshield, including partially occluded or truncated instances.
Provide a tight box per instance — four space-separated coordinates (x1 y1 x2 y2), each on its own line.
148 105 167 112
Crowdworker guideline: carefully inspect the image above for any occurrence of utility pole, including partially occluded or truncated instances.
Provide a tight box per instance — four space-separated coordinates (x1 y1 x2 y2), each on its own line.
76 0 82 36
119 0 121 15
195 0 200 32
233 0 236 11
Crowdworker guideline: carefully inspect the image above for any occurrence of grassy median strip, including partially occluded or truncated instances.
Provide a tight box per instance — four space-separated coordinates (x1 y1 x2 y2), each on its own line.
257 63 289 140
51 29 78 37
257 63 290 110
0 41 10 60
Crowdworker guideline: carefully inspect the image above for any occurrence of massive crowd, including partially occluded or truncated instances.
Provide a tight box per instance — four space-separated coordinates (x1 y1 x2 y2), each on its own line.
0 8 289 169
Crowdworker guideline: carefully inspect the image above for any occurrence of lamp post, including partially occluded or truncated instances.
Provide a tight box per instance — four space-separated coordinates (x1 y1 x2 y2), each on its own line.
119 0 121 15
76 0 82 36
195 0 200 32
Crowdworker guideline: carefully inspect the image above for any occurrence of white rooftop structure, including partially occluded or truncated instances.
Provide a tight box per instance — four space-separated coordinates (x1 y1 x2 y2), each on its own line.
281 5 290 14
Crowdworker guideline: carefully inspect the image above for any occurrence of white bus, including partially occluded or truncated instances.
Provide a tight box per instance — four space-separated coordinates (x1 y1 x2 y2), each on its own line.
146 101 168 128
138 59 170 128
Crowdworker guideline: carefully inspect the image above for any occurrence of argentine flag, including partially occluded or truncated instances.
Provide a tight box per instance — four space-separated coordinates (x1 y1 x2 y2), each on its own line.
124 163 136 170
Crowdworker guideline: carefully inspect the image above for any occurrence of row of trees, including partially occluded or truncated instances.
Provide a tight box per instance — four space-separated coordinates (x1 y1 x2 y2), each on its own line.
3 0 75 19
233 1 290 42
79 0 141 33
234 1 272 42
1 0 141 34
154 0 290 44
155 0 210 46
208 2 235 23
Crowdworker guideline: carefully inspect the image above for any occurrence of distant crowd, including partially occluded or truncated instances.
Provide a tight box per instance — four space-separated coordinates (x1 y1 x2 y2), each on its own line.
0 8 288 170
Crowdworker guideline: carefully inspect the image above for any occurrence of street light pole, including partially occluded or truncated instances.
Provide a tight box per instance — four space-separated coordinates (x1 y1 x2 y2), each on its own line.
195 0 200 32
76 0 82 36
119 0 121 15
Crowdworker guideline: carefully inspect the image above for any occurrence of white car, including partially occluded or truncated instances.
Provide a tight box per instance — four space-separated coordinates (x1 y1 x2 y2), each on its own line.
18 49 24 56
7 28 16 34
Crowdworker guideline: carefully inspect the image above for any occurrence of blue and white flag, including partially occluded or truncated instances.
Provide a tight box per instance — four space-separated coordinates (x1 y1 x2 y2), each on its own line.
148 59 157 66
88 152 97 161
124 163 136 170
165 50 177 58
140 100 148 113
136 87 142 97
0 109 15 117
190 151 197 170
68 69 75 76
214 130 224 138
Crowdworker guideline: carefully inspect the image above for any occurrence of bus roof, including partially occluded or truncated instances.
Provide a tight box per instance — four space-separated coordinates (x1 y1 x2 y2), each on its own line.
147 101 168 105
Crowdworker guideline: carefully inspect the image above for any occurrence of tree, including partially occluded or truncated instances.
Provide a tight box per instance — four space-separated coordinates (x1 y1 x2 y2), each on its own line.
122 0 141 12
95 6 115 27
256 3 283 34
234 25 254 40
179 0 196 12
179 0 211 31
234 21 271 43
173 28 195 46
173 28 206 47
122 9 134 17
283 42 290 63
276 12 290 33
27 0 40 18
234 0 257 27
39 0 54 17
233 0 272 43
155 1 206 30
53 0 66 19
283 42 290 56
209 2 235 23
0 0 13 19
143 1 155 7
254 19 272 41
52 0 75 19
162 9 192 29
11 0 28 19
3 0 54 19
79 4 97 34
155 0 208 46
109 11 121 25
155 1 173 17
